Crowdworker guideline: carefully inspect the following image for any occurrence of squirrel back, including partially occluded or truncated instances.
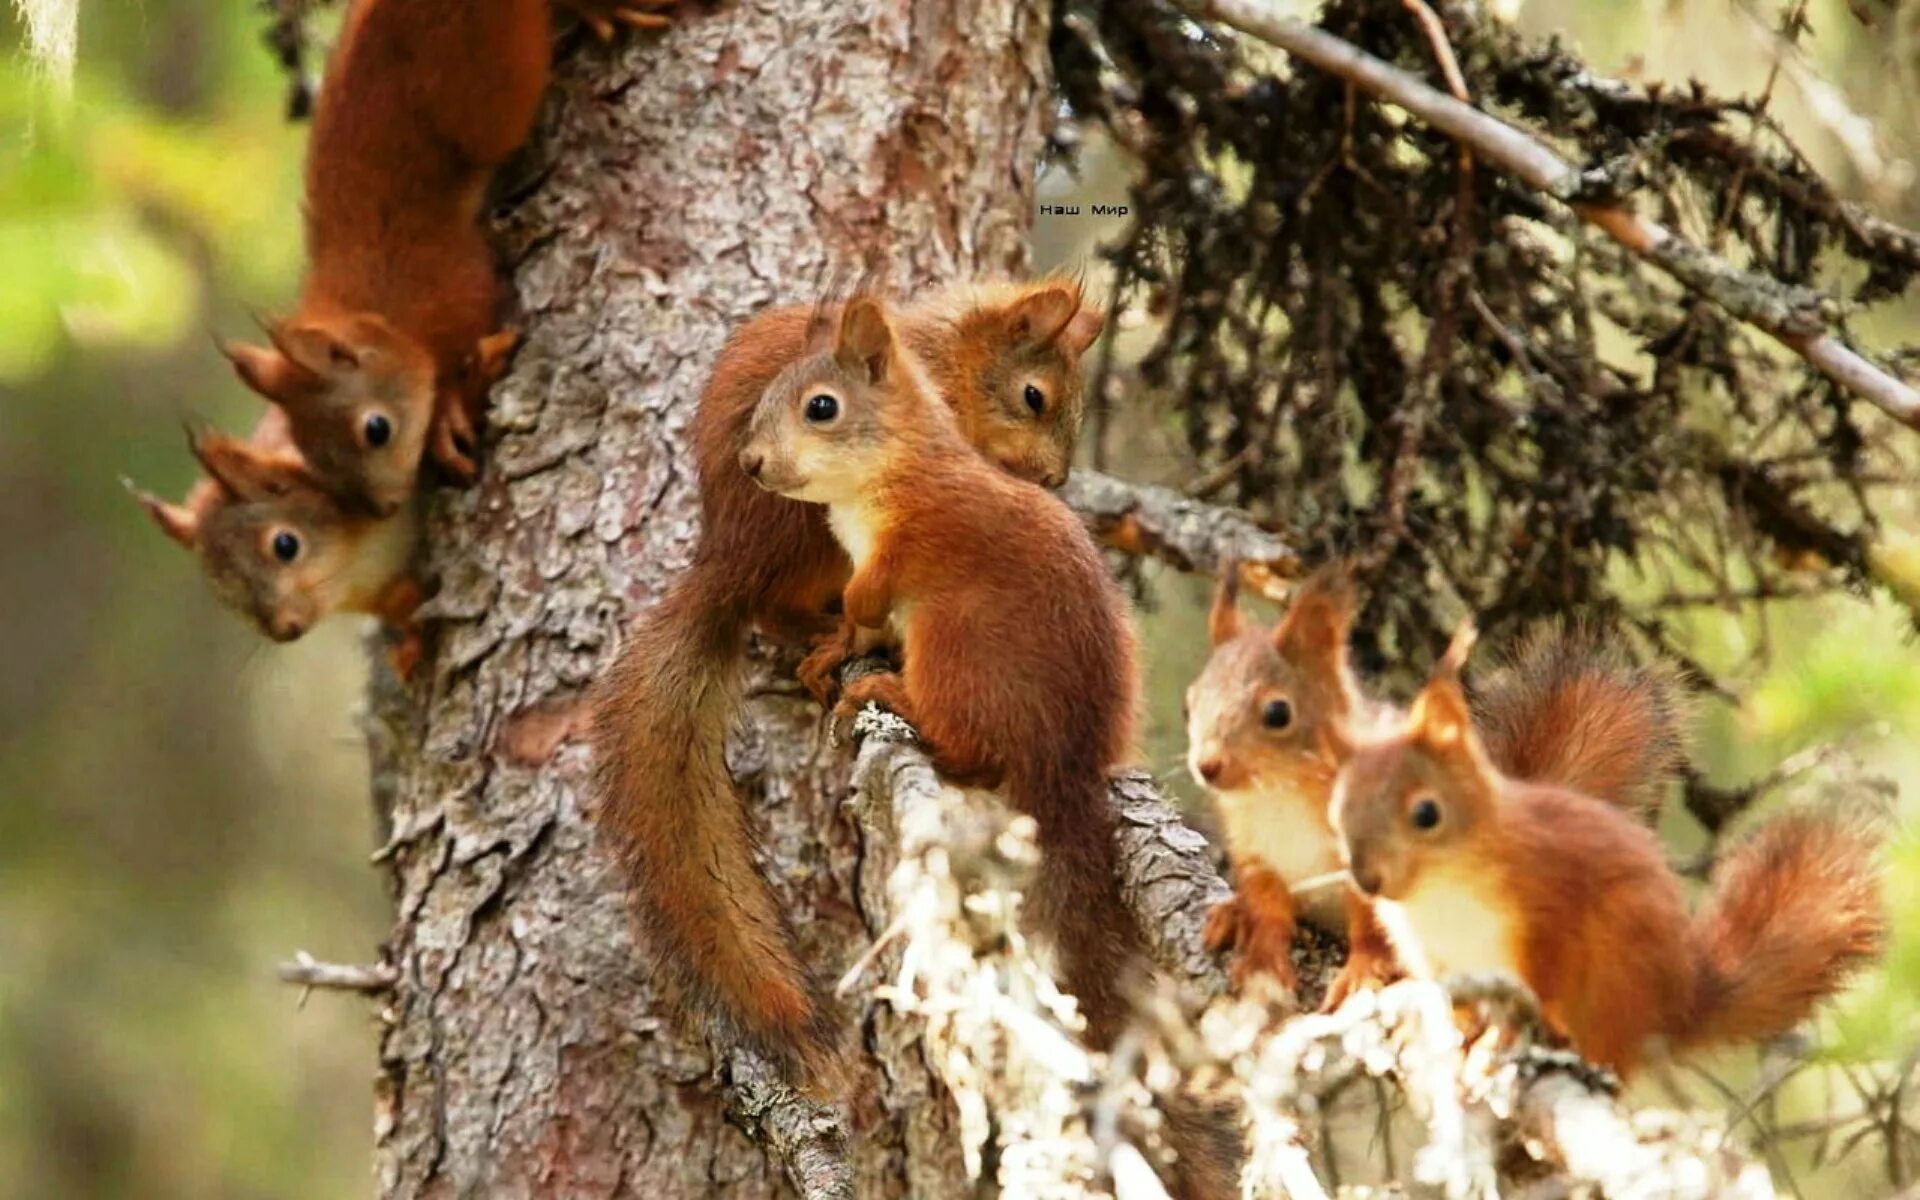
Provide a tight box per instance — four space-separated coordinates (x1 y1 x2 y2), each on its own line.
591 278 1107 1087
133 414 422 662
1333 626 1883 1077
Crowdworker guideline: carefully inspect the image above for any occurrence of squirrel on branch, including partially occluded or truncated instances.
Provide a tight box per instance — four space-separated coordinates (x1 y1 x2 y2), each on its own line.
221 0 667 516
590 279 1104 1089
735 285 1150 1068
1187 565 1684 1007
1331 624 1884 1077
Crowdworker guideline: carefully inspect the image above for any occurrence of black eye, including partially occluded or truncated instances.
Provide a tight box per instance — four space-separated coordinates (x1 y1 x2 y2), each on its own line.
1023 383 1046 416
363 413 392 447
1261 698 1293 730
805 393 839 423
1410 797 1442 831
271 531 301 562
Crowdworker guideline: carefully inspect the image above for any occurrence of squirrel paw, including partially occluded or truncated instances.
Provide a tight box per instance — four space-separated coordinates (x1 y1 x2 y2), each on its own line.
561 0 672 39
797 627 859 708
833 671 914 729
430 404 480 484
1320 948 1398 1012
1205 896 1298 993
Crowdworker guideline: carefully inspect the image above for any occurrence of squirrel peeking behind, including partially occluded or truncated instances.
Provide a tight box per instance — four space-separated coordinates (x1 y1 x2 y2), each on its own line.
590 277 1105 1089
220 0 667 516
132 410 425 676
1187 564 1685 1007
1331 624 1885 1078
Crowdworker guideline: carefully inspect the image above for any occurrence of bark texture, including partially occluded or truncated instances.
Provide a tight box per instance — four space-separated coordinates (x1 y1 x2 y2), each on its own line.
369 4 1052 1194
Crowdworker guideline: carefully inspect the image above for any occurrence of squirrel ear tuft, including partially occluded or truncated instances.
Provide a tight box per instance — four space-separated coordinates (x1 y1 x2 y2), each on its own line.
129 482 200 549
836 298 894 385
1273 566 1356 678
1208 560 1244 647
1007 283 1079 348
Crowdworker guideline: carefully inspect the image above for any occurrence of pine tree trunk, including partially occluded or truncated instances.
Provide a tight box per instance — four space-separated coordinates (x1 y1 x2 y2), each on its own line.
368 4 1052 1195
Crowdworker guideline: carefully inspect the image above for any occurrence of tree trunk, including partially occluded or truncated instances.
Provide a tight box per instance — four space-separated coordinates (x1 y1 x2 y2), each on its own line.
368 4 1052 1195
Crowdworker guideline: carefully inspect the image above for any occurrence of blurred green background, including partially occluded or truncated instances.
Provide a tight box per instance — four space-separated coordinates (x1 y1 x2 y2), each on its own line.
2 0 1916 1196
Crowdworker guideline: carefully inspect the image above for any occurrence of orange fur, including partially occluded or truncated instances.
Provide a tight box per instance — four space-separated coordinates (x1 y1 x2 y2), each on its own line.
1332 630 1884 1077
589 279 1105 1087
226 0 662 516
131 410 424 674
739 293 1146 1049
1187 575 1694 1013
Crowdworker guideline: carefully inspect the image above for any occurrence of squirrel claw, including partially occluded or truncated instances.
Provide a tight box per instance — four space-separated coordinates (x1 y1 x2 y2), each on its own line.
430 407 480 484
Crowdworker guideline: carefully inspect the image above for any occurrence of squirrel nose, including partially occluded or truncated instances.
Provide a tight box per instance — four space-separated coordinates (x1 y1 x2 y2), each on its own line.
739 450 764 479
1195 755 1225 784
1350 863 1384 896
272 616 309 642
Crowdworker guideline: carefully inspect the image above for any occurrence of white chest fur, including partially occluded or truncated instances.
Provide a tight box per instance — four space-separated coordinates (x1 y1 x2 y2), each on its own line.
828 503 880 571
1213 786 1345 929
1371 866 1522 983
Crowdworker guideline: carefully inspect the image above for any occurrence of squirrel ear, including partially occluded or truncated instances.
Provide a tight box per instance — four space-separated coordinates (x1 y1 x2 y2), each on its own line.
129 483 200 549
1006 283 1079 348
1273 566 1356 679
1059 304 1106 357
836 298 894 385
222 339 318 405
1208 560 1244 646
1408 621 1478 750
187 426 307 502
473 328 522 384
271 321 360 375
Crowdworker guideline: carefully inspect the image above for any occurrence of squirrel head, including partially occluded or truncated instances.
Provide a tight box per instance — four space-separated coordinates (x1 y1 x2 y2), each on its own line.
945 279 1105 488
222 312 438 517
1185 564 1365 802
740 295 942 504
134 428 380 642
1331 623 1501 901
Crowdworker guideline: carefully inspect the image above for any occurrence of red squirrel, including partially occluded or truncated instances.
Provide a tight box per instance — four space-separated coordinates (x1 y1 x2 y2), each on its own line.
223 0 666 516
1187 566 1683 1007
1331 625 1883 1077
132 410 425 676
741 291 1144 1052
590 279 1104 1088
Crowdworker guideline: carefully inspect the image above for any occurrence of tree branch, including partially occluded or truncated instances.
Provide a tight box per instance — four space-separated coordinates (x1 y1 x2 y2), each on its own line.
1173 0 1920 433
1064 468 1298 577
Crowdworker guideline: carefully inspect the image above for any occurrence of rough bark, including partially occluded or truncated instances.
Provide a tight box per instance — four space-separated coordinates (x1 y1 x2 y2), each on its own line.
368 4 1053 1195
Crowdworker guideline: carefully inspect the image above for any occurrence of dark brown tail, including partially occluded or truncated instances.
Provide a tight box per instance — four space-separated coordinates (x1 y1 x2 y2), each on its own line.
1682 811 1883 1051
590 565 842 1085
1011 765 1149 1049
1473 623 1685 816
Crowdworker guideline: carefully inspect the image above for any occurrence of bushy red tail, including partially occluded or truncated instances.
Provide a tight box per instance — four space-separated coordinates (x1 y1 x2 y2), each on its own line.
1682 812 1883 1050
590 566 843 1086
1474 624 1684 816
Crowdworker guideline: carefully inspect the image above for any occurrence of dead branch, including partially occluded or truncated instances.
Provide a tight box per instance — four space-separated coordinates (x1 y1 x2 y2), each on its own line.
1065 468 1299 577
1173 0 1920 432
721 1051 855 1200
276 951 397 994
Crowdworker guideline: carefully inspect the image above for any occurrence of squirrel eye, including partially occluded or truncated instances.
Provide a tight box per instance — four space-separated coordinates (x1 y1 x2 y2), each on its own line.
1261 698 1293 730
271 531 301 563
1023 383 1046 416
804 393 840 423
1409 797 1442 832
363 412 393 447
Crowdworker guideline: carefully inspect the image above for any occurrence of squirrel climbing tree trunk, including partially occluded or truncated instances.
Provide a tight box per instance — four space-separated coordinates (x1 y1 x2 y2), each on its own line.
367 4 1052 1195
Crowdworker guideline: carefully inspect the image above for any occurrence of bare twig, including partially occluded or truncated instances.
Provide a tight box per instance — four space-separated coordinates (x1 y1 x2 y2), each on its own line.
276 951 398 995
1173 0 1920 432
